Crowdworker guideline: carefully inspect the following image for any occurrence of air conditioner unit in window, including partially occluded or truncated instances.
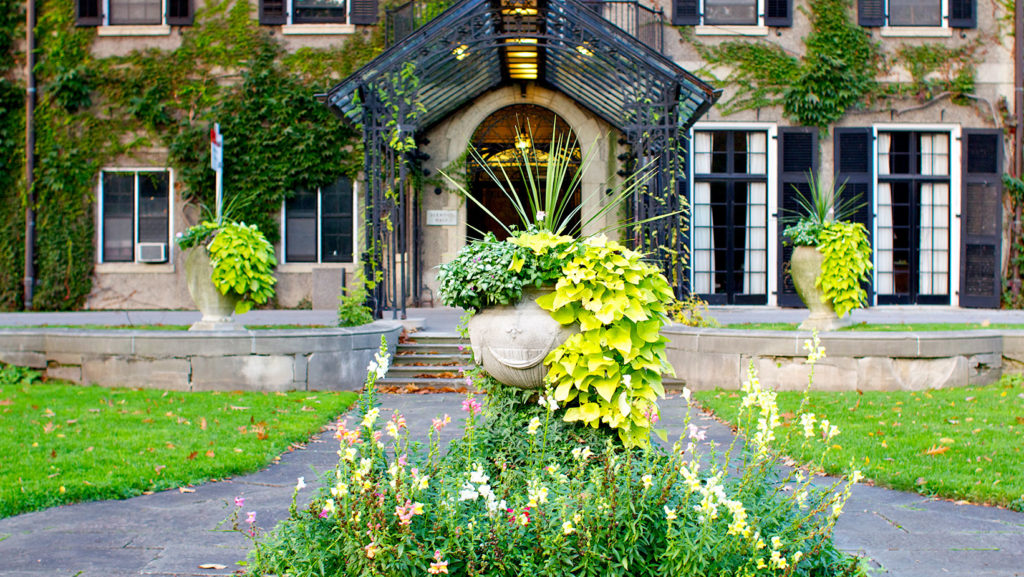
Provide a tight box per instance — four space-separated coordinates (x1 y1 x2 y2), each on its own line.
137 243 168 263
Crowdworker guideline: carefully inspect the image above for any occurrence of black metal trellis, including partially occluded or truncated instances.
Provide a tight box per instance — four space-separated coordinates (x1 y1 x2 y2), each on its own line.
324 0 720 318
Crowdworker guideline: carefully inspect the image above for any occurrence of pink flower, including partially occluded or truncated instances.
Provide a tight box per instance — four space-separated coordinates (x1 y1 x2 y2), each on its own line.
687 424 707 441
392 413 407 429
461 397 482 416
245 511 256 524
431 414 452 432
397 454 408 467
234 496 245 508
428 550 449 574
318 507 330 519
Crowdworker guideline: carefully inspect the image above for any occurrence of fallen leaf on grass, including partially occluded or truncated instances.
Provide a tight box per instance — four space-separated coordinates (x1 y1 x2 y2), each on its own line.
187 451 198 460
924 445 949 455
229 406 250 411
154 465 166 474
1015 417 1024 425
0 399 11 405
205 450 216 458
200 417 207 430
198 563 226 570
939 437 955 444
178 487 195 493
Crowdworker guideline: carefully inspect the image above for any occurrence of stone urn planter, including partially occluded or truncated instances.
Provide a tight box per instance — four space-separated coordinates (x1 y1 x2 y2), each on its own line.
184 247 243 331
467 287 577 389
790 245 849 331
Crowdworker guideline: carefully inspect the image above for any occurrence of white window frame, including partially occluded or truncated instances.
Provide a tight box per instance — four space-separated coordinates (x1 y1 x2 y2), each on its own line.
280 180 359 266
879 0 953 37
688 122 779 305
281 0 357 35
96 0 171 35
695 0 769 36
870 124 962 306
96 167 175 265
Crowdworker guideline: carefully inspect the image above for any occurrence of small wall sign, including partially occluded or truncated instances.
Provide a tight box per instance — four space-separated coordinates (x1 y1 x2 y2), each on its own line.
426 210 458 226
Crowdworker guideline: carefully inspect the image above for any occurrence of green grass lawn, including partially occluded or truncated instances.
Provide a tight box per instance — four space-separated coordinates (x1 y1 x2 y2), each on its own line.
724 322 1024 331
694 375 1024 509
0 376 356 518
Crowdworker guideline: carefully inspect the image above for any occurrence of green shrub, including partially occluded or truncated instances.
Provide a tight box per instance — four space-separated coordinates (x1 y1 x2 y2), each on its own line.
338 270 374 327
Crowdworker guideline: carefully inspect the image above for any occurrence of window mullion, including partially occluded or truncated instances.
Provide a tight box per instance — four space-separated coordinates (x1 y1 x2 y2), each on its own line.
317 186 323 263
133 172 140 263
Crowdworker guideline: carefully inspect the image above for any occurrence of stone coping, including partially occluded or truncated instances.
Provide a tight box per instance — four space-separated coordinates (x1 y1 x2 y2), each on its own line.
663 325 1016 392
0 321 403 393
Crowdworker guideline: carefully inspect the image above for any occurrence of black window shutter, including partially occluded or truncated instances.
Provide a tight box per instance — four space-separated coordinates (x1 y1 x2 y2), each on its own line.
765 0 791 27
167 0 194 26
834 127 875 304
260 0 287 25
858 0 884 27
76 0 103 26
777 127 818 307
350 0 380 25
672 0 699 26
959 129 1003 308
949 0 976 29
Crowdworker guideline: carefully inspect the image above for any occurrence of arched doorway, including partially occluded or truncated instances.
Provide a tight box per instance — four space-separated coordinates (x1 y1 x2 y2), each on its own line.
468 105 581 241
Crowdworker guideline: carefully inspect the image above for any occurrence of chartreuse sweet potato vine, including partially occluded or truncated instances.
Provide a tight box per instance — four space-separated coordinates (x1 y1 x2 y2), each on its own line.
537 235 675 447
816 221 872 318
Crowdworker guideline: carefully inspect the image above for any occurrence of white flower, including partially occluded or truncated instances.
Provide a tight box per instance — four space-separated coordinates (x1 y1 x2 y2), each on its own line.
538 395 558 411
800 413 817 438
641 474 653 489
342 447 357 462
527 417 541 435
664 506 677 520
295 477 306 491
562 520 575 534
369 351 389 379
458 484 479 502
360 408 380 429
681 387 692 402
386 421 400 439
571 446 593 461
469 463 489 485
536 210 547 221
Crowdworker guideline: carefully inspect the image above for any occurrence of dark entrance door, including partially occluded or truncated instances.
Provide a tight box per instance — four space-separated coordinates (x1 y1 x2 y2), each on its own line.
468 104 580 241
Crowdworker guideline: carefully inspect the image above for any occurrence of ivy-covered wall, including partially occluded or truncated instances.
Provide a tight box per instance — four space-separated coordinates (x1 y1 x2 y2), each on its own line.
0 0 380 310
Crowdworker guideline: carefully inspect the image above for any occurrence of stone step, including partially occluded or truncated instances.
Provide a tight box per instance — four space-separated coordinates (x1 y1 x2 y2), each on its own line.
376 377 469 388
402 332 465 344
391 353 471 366
395 342 467 356
386 364 473 377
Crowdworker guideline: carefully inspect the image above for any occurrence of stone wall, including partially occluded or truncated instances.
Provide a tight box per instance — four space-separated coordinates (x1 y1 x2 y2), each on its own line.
663 326 1006 392
0 322 402 392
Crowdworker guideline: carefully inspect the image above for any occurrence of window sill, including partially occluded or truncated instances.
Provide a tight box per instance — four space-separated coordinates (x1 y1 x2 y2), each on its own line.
95 262 175 274
278 262 354 273
879 26 952 38
695 25 768 37
97 25 172 36
281 24 356 35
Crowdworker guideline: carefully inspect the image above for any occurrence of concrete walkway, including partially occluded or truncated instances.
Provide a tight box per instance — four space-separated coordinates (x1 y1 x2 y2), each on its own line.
1 393 1021 577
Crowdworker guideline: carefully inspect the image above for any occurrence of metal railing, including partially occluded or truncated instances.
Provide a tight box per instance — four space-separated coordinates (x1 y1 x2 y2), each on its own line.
385 0 664 53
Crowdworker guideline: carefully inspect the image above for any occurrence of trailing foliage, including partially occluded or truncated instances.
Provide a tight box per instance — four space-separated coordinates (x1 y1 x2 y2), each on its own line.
815 221 872 318
894 43 978 105
538 236 675 447
0 0 378 310
178 219 278 314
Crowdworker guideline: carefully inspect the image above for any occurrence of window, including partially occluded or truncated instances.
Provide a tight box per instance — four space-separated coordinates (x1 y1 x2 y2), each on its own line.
691 130 769 305
76 0 193 27
283 177 356 263
857 0 976 29
98 169 171 263
876 131 951 304
261 0 379 25
672 0 792 27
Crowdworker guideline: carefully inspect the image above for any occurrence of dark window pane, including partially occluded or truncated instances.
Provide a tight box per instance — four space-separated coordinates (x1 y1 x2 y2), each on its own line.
704 0 757 25
103 173 135 262
286 189 318 262
294 0 347 23
137 172 169 244
321 178 354 263
109 0 162 24
889 0 941 26
887 132 912 174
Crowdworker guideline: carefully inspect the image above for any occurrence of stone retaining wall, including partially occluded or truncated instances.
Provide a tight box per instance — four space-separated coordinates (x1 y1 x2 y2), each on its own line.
0 322 403 392
663 326 1008 392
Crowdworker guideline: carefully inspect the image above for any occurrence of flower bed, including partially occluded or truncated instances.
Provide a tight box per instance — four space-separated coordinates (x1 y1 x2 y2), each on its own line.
245 338 866 576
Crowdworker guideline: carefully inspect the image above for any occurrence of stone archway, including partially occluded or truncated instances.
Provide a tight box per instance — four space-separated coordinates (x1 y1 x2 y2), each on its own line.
467 104 581 240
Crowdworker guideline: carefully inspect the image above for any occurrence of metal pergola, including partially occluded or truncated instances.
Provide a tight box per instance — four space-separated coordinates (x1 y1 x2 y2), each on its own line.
323 0 720 318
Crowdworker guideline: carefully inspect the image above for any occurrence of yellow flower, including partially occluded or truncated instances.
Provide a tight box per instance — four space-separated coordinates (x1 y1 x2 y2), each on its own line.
562 521 575 535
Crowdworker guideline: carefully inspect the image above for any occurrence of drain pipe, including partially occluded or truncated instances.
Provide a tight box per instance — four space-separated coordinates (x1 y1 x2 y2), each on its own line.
23 0 35 310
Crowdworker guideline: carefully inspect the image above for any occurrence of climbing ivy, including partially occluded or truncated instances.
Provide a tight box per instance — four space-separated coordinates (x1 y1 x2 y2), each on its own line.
892 43 979 105
0 0 23 309
696 0 879 128
0 0 380 310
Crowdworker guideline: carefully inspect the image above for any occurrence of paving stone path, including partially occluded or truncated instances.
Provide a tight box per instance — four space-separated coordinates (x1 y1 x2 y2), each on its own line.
1 393 1021 577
